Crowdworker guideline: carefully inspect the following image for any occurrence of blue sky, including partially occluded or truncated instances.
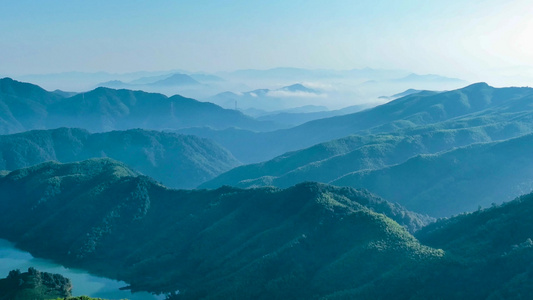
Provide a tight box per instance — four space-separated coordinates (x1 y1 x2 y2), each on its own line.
1 0 532 84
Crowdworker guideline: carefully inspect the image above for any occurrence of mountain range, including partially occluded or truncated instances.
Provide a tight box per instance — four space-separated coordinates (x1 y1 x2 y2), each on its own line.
2 158 533 298
0 159 435 298
0 128 239 189
199 83 533 216
98 73 203 89
0 78 281 134
179 82 533 163
331 133 533 217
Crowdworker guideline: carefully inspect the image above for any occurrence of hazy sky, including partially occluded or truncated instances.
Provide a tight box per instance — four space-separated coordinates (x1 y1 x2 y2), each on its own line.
1 0 532 85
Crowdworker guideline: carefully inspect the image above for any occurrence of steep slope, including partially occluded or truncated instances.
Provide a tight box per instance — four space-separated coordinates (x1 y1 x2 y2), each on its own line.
0 128 240 189
331 133 533 217
411 192 533 299
0 77 63 134
201 111 533 189
181 83 533 163
0 159 438 299
321 191 533 299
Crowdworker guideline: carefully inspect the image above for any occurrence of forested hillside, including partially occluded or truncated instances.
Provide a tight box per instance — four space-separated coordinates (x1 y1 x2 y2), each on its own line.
2 159 533 298
0 159 437 299
0 128 239 188
180 83 533 163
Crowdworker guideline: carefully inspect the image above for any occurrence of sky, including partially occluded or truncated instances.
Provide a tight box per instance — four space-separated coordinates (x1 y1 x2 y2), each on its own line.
1 0 533 85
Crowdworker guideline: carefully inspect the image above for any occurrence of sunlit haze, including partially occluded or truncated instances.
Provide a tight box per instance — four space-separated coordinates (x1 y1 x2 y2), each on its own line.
1 0 532 86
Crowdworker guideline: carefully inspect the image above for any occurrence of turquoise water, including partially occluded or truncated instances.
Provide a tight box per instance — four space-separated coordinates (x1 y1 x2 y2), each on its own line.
0 239 165 300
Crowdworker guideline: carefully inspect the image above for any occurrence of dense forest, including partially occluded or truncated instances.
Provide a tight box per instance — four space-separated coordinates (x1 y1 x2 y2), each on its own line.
2 78 533 299
0 127 239 188
0 158 533 298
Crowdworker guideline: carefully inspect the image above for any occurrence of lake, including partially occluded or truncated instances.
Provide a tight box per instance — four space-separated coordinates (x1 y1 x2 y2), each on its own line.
0 239 165 300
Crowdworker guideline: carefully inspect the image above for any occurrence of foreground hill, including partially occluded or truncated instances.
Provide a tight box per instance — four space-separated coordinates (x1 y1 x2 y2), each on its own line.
412 192 533 298
331 133 533 217
180 82 533 163
0 159 437 299
0 78 280 134
0 128 239 189
4 159 533 298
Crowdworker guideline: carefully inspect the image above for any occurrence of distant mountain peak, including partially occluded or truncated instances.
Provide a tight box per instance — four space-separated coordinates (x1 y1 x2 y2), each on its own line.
398 73 466 83
150 73 201 86
279 83 319 94
464 82 490 89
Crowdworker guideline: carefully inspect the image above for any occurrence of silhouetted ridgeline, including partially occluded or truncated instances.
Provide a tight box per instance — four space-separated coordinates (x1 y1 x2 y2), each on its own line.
0 127 240 189
0 77 280 134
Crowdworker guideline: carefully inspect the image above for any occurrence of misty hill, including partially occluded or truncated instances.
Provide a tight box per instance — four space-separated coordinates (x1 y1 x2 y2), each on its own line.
254 103 376 127
220 67 409 82
188 73 225 83
95 72 226 100
0 77 63 134
279 83 320 93
0 159 438 299
46 87 280 132
396 73 464 83
97 73 201 89
379 88 425 100
96 80 130 89
200 117 532 190
180 82 533 163
206 83 323 111
52 89 77 98
201 101 533 189
0 78 281 133
149 73 201 87
0 128 239 189
361 73 467 90
330 133 533 217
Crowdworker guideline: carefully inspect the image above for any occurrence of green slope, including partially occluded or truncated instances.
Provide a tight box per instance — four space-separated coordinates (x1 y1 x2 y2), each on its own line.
411 192 533 299
331 133 533 217
0 159 437 299
201 115 533 189
179 83 533 163
0 127 240 188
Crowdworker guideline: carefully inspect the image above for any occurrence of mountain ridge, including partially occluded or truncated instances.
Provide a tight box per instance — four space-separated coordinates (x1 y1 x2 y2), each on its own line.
0 127 240 188
0 158 437 298
0 78 281 134
181 82 533 163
